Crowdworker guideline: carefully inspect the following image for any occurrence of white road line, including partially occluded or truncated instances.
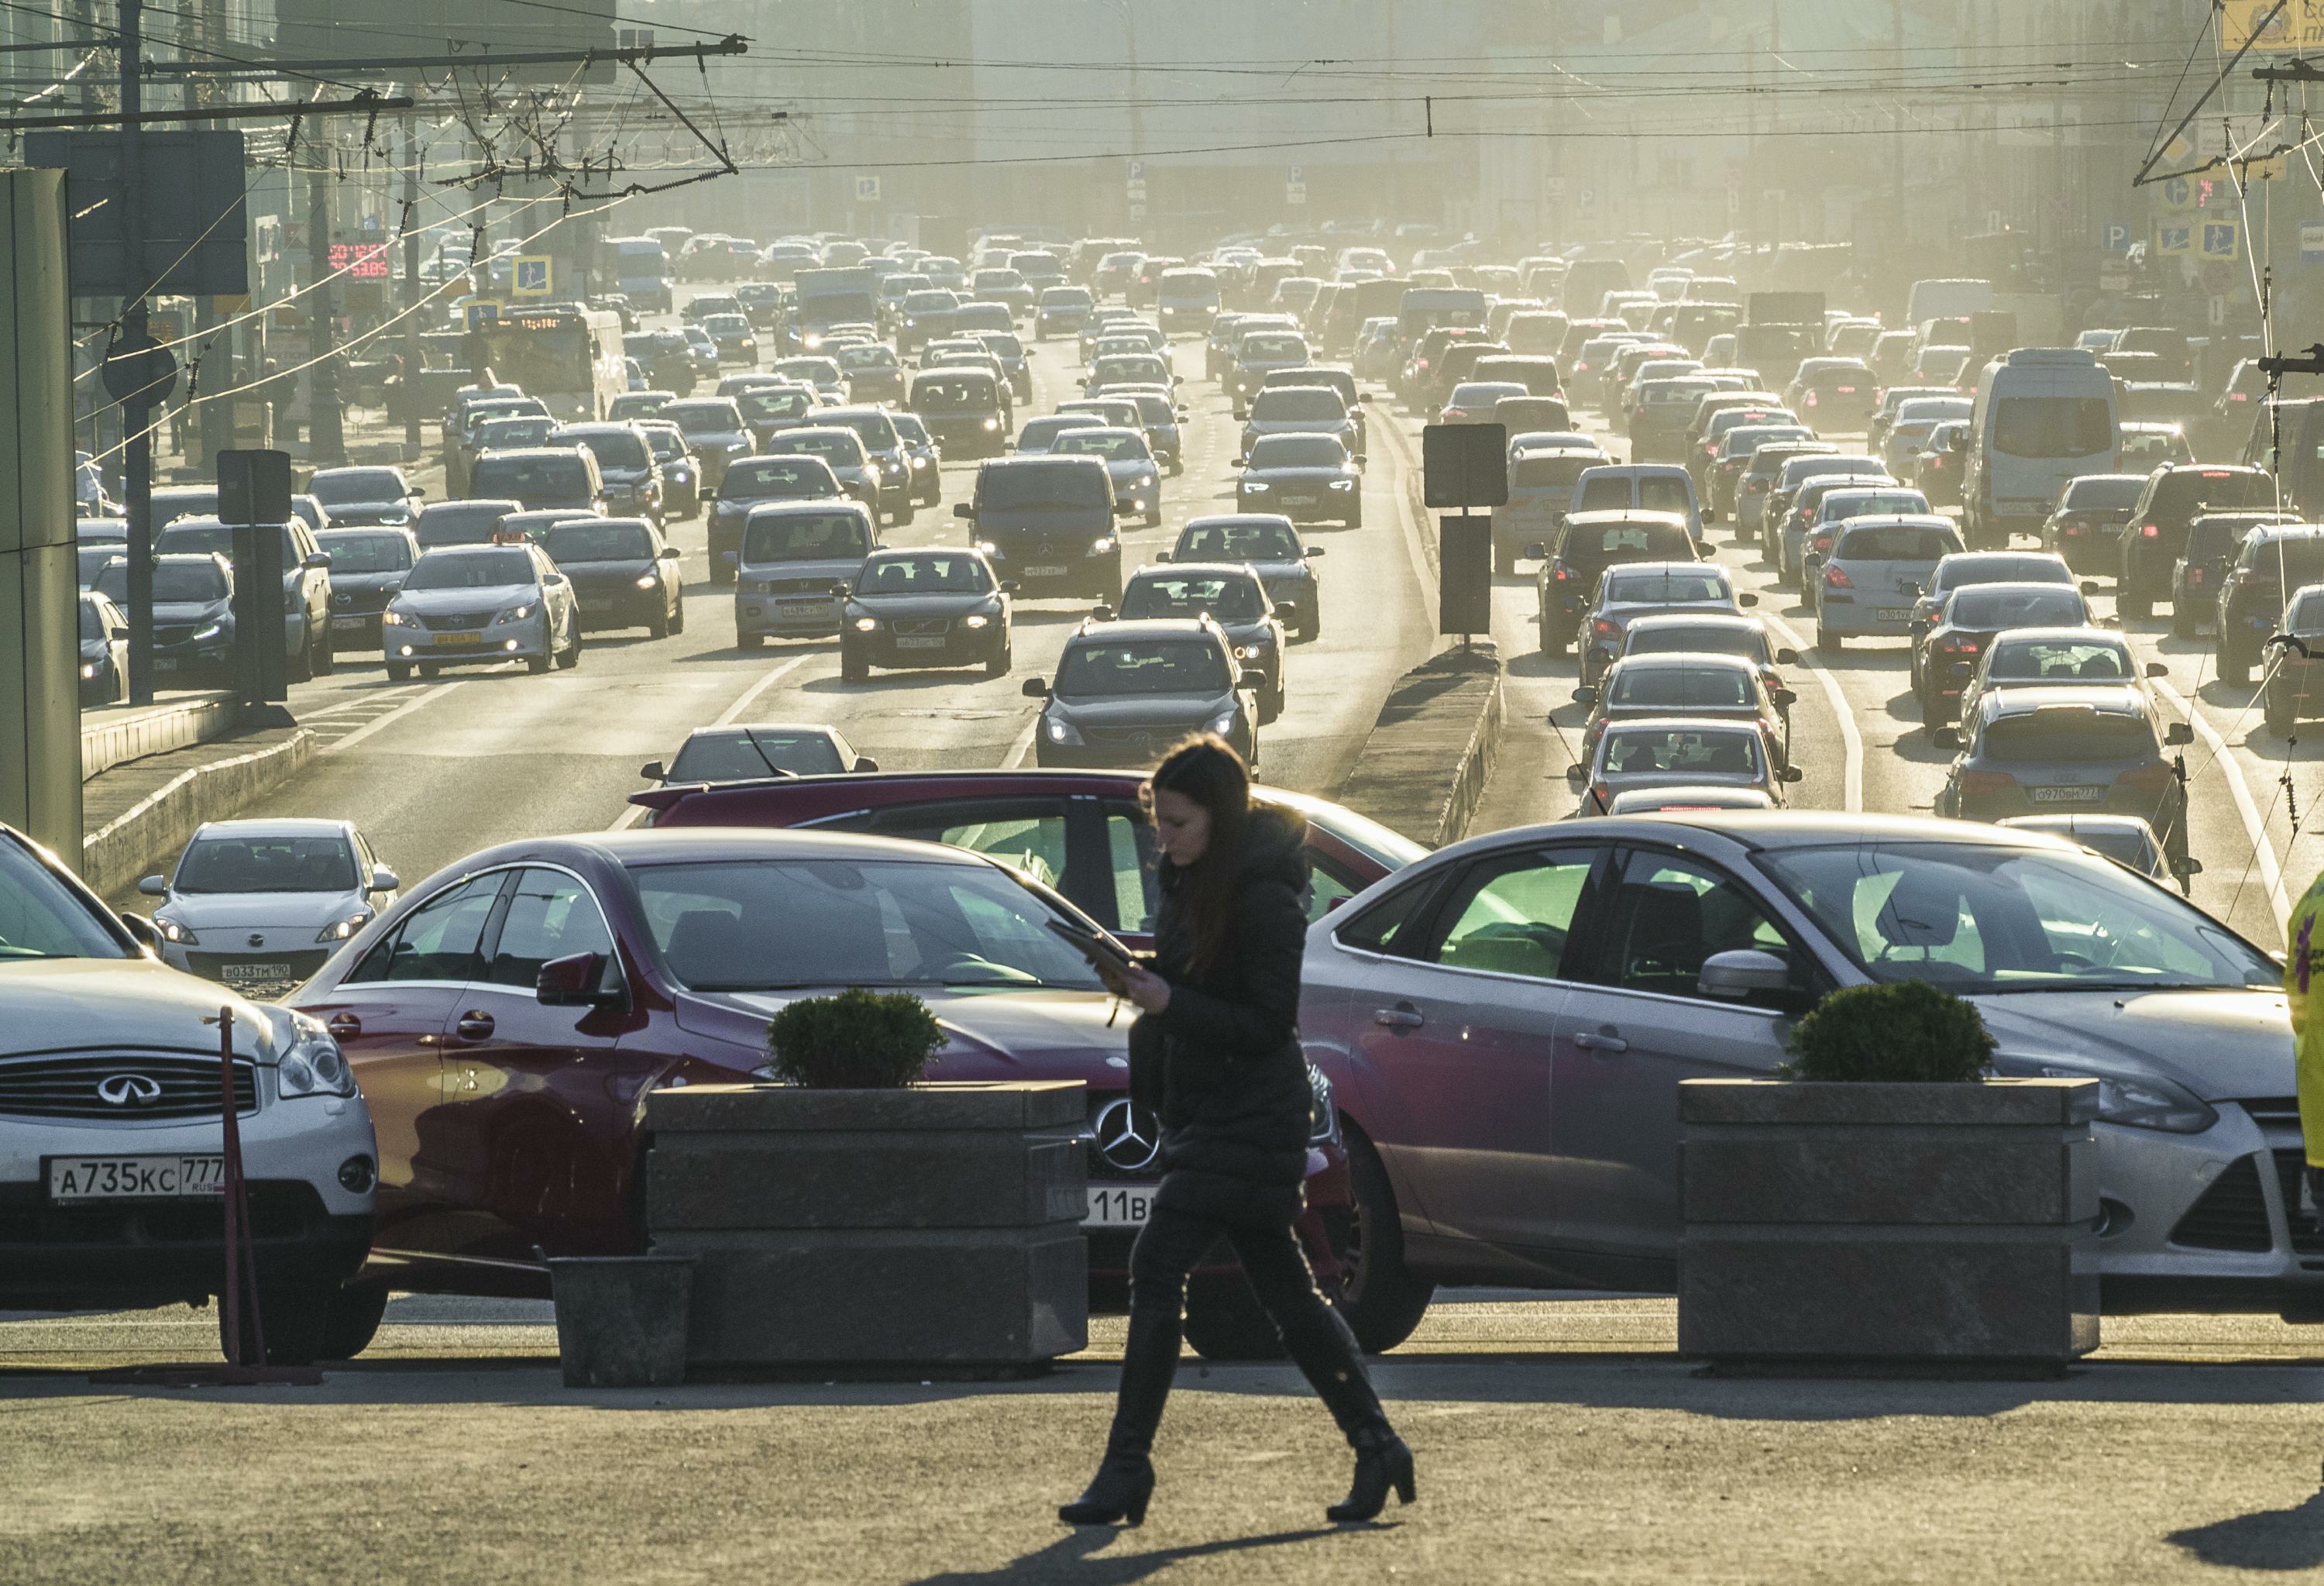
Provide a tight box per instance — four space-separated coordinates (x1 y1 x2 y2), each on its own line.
319 681 466 757
1760 613 1863 812
294 683 429 720
607 652 822 831
1004 713 1041 769
2153 678 2291 934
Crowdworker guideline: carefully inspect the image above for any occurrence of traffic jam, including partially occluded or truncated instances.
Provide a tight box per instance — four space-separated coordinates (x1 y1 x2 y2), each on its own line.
19 222 2319 1367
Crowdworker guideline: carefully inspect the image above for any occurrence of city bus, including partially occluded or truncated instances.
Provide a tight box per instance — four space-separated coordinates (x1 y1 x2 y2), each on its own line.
466 307 627 423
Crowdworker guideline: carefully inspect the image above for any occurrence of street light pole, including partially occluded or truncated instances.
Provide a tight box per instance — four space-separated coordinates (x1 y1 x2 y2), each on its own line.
120 0 153 704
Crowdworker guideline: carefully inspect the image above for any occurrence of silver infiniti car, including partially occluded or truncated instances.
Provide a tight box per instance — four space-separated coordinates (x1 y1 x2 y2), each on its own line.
1298 812 2312 1333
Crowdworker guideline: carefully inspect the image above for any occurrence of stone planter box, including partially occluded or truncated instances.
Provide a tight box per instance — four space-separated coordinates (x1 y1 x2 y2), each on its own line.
645 1080 1087 1374
1677 1078 2099 1372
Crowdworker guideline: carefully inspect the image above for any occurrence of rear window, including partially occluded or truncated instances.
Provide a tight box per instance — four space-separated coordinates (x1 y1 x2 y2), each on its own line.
1609 666 1753 709
667 731 844 781
2062 476 2144 511
1991 397 2113 459
1057 639 1230 697
1178 521 1301 561
1560 521 1693 564
1625 622 1760 662
1120 574 1264 622
1819 491 1928 522
1951 587 2086 628
979 462 1109 509
1602 728 1760 777
1605 569 1726 604
1836 525 1959 560
1253 390 1347 421
1981 711 2155 762
742 511 870 562
543 521 652 563
2247 538 2324 588
1514 455 1593 489
1987 640 2130 682
2161 470 2278 515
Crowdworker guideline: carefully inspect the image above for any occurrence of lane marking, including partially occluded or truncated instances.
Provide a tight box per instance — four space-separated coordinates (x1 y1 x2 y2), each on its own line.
608 651 822 831
2151 677 2291 933
1759 613 1862 812
320 681 466 757
1004 713 1041 769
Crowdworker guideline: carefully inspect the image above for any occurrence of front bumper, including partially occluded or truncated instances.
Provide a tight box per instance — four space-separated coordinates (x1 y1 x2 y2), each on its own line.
737 591 841 639
384 616 552 665
1239 489 1356 523
2088 1103 2324 1313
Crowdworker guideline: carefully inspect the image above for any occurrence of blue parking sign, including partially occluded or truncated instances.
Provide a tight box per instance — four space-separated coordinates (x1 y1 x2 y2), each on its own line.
2101 222 2130 253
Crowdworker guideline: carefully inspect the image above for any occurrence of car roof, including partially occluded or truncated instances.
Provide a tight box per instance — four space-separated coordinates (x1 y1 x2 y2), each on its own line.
191 817 352 840
1601 715 1763 735
1607 650 1758 673
1069 617 1222 642
682 723 837 741
1131 560 1258 581
1985 625 2126 646
1975 683 2148 721
1564 509 1690 527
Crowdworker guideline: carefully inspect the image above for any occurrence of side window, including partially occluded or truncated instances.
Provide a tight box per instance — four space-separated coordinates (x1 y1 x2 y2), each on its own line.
1596 849 1797 999
347 872 507 984
484 868 617 989
1418 849 1598 982
1102 806 1159 932
1332 872 1443 958
871 800 1071 894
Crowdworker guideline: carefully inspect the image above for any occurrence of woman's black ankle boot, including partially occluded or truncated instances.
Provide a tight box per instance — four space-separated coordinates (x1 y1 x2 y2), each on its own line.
1059 1449 1156 1526
1326 1425 1415 1523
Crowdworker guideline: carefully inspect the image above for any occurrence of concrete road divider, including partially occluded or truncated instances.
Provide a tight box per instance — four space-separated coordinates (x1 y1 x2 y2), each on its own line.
1338 639 1503 849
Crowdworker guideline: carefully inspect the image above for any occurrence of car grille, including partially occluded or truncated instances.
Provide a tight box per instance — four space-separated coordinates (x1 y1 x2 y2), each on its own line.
1082 724 1198 750
422 611 494 632
0 1054 256 1121
2240 1096 2303 1127
890 617 951 637
2272 1150 2324 1255
2168 1154 2272 1252
153 623 206 647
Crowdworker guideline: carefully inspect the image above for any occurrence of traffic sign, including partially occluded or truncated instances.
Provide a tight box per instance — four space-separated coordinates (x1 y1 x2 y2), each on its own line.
1287 166 1306 206
2101 222 2131 253
854 174 882 203
1127 201 1147 223
2302 222 2324 261
100 329 177 404
1127 159 1145 183
464 298 502 330
1545 175 1566 201
2202 217 2241 261
2161 175 2195 209
2154 221 2193 257
511 255 552 298
1577 185 1597 210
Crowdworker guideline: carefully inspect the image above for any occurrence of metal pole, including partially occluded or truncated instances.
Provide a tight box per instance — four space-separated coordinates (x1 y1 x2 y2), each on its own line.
401 110 421 455
307 159 343 464
121 0 153 704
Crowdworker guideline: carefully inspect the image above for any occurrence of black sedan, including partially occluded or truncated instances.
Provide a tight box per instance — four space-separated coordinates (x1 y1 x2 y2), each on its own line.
1235 434 1361 527
539 517 686 638
707 455 844 583
316 526 418 651
839 548 1012 680
308 466 425 529
1112 562 1287 723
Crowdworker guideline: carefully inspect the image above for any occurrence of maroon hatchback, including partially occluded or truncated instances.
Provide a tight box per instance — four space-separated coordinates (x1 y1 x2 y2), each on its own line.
291 826 1389 1357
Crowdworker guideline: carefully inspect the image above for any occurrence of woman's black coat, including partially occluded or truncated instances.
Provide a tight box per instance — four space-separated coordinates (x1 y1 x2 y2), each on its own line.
1131 804 1314 1226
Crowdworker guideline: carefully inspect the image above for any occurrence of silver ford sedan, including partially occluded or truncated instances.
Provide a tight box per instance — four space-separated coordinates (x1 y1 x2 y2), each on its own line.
1298 812 2310 1341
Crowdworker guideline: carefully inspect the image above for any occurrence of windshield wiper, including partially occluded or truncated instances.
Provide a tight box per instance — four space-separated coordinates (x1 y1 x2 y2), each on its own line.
1982 979 2217 995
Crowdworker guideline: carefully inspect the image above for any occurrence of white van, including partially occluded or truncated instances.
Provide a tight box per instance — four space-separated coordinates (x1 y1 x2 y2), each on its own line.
1906 277 1995 328
1960 347 2118 549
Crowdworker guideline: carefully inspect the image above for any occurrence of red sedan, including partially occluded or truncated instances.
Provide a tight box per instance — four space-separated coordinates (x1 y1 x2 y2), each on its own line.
292 827 1384 1357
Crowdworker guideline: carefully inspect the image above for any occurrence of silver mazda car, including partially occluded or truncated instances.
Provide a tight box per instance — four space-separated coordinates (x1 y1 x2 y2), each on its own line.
142 820 400 1001
1298 812 2309 1336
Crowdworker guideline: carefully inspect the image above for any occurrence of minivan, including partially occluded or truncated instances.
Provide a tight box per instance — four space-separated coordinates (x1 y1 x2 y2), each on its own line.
1960 348 2118 549
466 446 608 514
1567 464 1703 542
954 456 1127 600
734 500 878 647
909 367 1011 461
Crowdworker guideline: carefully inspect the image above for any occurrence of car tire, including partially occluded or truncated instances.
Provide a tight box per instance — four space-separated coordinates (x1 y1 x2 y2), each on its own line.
528 647 553 674
418 662 441 679
313 622 335 676
287 624 315 683
1494 542 1516 577
738 631 764 652
557 621 582 669
2267 690 2296 735
649 603 672 639
2221 650 2250 686
895 501 916 527
985 642 1011 679
218 1271 335 1367
2122 591 2152 621
1299 606 1319 642
318 1281 390 1361
711 559 735 587
672 595 686 634
2172 604 2198 640
386 663 412 683
1818 624 1843 651
841 645 869 683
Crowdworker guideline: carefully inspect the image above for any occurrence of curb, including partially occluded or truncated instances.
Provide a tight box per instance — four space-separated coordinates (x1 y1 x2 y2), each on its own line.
81 690 239 782
1338 642 1504 849
80 728 316 901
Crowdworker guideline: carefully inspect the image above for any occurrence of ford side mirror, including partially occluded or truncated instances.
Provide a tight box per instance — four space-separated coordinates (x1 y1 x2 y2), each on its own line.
852 755 879 772
1780 765 1804 783
1151 552 1171 564
367 866 401 894
1775 647 1799 665
538 950 625 1010
120 912 159 951
304 552 330 569
640 760 667 781
2080 580 2102 597
1022 678 1050 698
1525 542 1547 559
1090 604 1116 620
1697 948 1791 1000
2145 661 2168 678
2165 721 2195 746
954 503 975 519
1738 591 1759 607
1931 726 1961 750
1114 501 1137 516
1570 685 1596 704
700 489 717 502
137 874 167 896
1564 763 1585 784
2172 855 2205 879
1771 688 1798 708
1305 546 1324 557
1000 580 1020 593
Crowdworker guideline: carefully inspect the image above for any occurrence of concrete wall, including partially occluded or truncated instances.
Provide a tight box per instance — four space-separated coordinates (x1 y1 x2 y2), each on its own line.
0 167 78 860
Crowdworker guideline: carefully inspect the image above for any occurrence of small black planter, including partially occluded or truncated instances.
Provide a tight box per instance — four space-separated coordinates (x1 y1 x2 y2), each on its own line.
546 1254 696 1388
1678 1077 2100 1374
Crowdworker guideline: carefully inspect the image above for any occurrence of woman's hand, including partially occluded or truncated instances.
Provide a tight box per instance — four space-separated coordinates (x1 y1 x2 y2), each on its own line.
1098 958 1172 1013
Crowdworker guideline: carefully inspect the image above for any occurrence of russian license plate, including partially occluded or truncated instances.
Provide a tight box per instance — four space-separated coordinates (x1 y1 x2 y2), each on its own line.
332 614 368 631
47 1154 225 1202
896 635 948 649
1026 564 1069 578
2030 785 2105 804
581 598 615 614
1876 607 1913 622
778 597 827 614
433 631 482 647
1284 494 1317 507
1085 1185 1155 1229
221 960 294 988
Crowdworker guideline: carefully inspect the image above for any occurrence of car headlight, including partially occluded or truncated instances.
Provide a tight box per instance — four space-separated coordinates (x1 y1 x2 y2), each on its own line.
2033 1064 2218 1134
978 540 998 554
153 914 198 944
381 609 410 627
1329 479 1356 491
1088 536 1116 556
963 613 989 628
982 418 1000 432
910 456 929 469
853 616 878 631
635 573 659 590
804 334 824 349
501 604 534 622
1135 473 1156 487
1045 714 1083 745
192 621 223 641
276 1015 357 1099
80 661 96 679
1208 710 1238 735
1308 1065 1340 1144
1243 481 1270 494
315 908 373 943
1236 642 1267 659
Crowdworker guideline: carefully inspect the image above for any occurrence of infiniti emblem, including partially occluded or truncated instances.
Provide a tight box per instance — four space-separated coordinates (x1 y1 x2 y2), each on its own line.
1091 1096 1162 1173
97 1073 163 1107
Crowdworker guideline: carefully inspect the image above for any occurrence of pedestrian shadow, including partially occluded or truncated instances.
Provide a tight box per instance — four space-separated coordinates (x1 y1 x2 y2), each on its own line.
906 1525 1342 1585
2168 1484 2324 1571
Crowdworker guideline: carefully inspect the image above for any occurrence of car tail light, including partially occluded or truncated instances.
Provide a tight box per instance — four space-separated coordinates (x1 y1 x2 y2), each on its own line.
1552 562 1573 581
1823 562 1853 588
1939 637 1981 655
2117 764 2175 793
1836 385 1857 394
1592 618 1618 638
1744 477 1767 493
2230 391 2250 402
1591 781 1611 810
1805 390 1820 407
1958 769 2018 799
2186 567 2205 584
2140 522 2161 537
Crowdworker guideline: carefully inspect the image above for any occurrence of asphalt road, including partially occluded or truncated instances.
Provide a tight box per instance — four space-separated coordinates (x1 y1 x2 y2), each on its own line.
208 288 1440 902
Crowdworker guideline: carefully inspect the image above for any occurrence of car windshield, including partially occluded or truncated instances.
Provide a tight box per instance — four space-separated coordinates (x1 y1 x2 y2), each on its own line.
1603 728 1759 776
1057 639 1231 696
913 376 995 411
477 419 555 449
1981 708 2154 762
632 857 1104 993
1055 432 1149 461
1608 666 1753 708
980 464 1107 509
1606 569 1726 604
769 433 863 466
1241 335 1304 360
666 732 844 781
1988 640 2130 681
543 521 653 563
175 834 356 894
0 837 129 958
725 459 835 498
310 470 403 504
2064 476 2145 511
1121 575 1264 621
1179 522 1301 561
664 403 741 436
1249 435 1344 468
317 532 412 573
858 554 990 594
1255 390 1346 421
1624 623 1762 661
744 512 868 562
562 431 648 470
415 503 509 545
1836 525 1957 559
1756 841 2274 993
839 346 897 371
99 559 223 603
405 549 534 590
1951 587 2085 628
474 456 587 494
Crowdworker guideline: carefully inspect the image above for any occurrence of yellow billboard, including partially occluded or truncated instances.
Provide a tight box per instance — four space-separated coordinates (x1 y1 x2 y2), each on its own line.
2223 0 2324 50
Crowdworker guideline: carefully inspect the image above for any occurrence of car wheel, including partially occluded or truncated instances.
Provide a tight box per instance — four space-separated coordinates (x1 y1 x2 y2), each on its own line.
287 624 315 683
2122 591 2151 621
313 622 335 676
218 1271 335 1367
318 1281 390 1361
711 559 735 587
985 641 1011 679
1182 1274 1287 1361
1494 542 1516 577
1263 680 1286 724
386 662 412 683
528 646 553 675
841 645 869 683
738 631 764 652
418 662 441 679
2172 604 2198 640
1346 510 1363 529
1818 624 1842 651
2267 690 2295 735
649 602 672 639
895 501 916 527
557 621 582 669
2221 650 2250 686
1299 606 1319 642
672 594 686 634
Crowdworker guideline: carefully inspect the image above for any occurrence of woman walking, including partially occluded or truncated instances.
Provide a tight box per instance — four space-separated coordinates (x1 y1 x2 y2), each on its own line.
1059 735 1414 1528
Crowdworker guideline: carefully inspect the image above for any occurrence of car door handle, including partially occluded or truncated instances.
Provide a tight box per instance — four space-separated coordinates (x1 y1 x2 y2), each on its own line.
454 1011 496 1042
325 1012 362 1041
1573 1030 1628 1054
1373 1003 1426 1031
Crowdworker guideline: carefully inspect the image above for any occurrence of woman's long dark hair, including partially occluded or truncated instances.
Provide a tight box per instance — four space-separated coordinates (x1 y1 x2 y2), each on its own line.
1145 734 1251 976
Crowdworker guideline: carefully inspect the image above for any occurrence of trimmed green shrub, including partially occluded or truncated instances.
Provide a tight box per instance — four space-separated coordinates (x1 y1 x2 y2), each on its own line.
765 988 947 1089
1783 979 1994 1083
